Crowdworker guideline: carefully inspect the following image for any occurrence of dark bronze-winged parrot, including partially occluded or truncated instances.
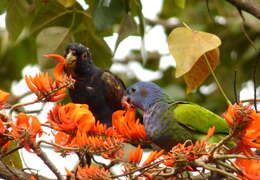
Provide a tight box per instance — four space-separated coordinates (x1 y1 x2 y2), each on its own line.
122 82 229 151
49 43 126 126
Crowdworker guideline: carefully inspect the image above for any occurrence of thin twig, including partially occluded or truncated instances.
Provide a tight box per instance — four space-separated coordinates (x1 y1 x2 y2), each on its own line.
240 98 260 103
9 99 40 119
195 161 241 180
234 71 239 103
0 145 23 159
37 140 79 151
31 143 64 180
215 154 260 160
204 54 232 106
111 159 166 178
210 131 234 155
226 0 260 19
216 160 240 173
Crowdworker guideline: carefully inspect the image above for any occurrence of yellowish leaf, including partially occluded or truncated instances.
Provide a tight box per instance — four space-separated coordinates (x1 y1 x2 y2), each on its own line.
184 49 219 93
168 27 221 92
168 27 221 78
58 0 75 8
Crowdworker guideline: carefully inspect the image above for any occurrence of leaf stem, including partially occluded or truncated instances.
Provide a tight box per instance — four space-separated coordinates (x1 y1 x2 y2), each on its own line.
204 54 232 106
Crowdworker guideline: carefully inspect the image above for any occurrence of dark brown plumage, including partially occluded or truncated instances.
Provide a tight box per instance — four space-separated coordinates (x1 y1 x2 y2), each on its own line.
64 43 125 126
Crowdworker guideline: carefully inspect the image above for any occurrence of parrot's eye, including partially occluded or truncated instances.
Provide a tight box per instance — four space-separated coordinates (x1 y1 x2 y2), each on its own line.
81 52 89 60
129 87 137 94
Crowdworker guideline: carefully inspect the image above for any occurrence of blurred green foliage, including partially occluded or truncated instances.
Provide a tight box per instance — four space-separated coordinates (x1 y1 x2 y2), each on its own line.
0 0 259 113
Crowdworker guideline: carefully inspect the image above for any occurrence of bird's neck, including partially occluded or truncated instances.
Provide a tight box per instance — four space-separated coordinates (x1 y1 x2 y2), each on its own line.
66 61 97 79
142 92 171 112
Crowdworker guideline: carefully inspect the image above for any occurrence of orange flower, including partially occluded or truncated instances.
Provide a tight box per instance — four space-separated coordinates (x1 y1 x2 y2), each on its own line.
143 149 164 165
0 119 6 133
25 72 72 102
77 165 111 180
65 167 73 177
223 103 260 150
48 103 95 133
54 131 71 147
112 109 151 145
0 140 11 153
129 145 143 165
70 131 124 156
235 156 260 180
11 113 42 152
45 54 65 81
30 176 37 180
0 90 10 104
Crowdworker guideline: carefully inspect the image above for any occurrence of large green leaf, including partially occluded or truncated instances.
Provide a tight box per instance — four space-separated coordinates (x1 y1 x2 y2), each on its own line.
2 142 23 169
29 1 83 36
0 0 7 15
90 0 127 33
74 15 112 69
114 13 138 55
36 26 73 71
0 37 37 90
6 0 30 41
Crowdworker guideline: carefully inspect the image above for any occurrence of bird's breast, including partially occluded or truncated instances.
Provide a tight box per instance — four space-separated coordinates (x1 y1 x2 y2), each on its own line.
144 102 170 140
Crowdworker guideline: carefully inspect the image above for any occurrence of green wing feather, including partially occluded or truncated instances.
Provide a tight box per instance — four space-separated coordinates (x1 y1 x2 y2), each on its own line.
171 101 229 134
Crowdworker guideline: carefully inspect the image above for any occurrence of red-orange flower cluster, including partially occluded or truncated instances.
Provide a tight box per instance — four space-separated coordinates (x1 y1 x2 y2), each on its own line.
223 103 260 150
77 165 111 180
235 157 260 180
129 145 143 165
25 72 74 102
11 113 42 152
143 149 164 165
49 104 124 158
48 103 95 133
0 90 10 104
0 90 10 109
112 108 151 145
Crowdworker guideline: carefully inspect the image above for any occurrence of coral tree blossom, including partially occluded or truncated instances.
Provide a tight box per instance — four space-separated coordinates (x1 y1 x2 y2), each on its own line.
25 72 73 102
112 108 150 145
48 103 95 133
224 103 260 179
11 113 42 152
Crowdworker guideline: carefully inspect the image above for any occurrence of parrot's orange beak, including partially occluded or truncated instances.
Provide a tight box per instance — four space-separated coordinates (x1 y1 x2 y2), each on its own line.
121 95 132 109
44 54 65 64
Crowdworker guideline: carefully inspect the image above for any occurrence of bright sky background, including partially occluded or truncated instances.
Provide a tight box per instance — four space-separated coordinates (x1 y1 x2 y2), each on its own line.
0 0 259 178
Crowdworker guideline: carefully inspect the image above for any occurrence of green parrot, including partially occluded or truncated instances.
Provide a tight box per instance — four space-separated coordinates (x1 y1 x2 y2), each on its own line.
122 82 229 151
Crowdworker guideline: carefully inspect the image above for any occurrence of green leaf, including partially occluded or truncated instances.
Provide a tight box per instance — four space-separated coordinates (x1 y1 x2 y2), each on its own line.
29 1 80 36
114 13 137 55
0 37 37 90
174 0 186 9
6 0 29 41
36 26 73 71
0 0 7 15
129 0 146 63
91 0 126 32
74 15 112 69
58 0 76 8
2 142 23 169
159 0 185 19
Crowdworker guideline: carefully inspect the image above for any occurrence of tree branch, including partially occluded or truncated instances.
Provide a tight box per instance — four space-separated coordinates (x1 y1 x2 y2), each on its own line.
0 161 54 180
226 0 260 19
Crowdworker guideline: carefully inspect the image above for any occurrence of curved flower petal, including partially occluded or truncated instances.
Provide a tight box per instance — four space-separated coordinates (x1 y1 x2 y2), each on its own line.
0 90 10 104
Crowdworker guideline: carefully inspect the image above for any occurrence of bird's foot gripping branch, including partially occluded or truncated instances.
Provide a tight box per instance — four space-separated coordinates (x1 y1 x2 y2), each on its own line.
0 64 259 180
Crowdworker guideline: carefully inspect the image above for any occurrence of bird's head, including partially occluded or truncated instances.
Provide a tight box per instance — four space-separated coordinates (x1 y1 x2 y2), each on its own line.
65 43 92 65
64 43 93 76
122 82 163 111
